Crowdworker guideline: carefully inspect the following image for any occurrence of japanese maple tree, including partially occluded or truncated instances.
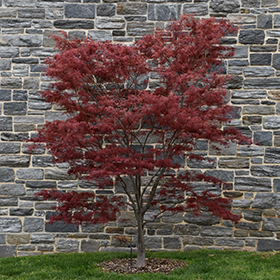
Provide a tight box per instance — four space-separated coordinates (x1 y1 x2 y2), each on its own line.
31 15 248 267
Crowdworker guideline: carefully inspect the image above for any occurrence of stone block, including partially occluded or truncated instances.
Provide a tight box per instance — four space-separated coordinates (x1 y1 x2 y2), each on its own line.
65 4 95 19
241 0 260 7
16 169 44 180
215 238 244 247
0 218 22 232
31 234 55 244
252 193 278 208
183 4 208 15
0 155 30 167
46 222 79 233
144 236 162 249
0 184 25 196
0 245 16 257
239 30 265 44
45 169 75 180
163 237 182 249
237 146 264 157
88 30 112 41
257 14 272 29
0 47 19 58
0 168 15 182
232 199 252 208
7 234 30 245
56 239 79 252
218 157 249 169
26 180 56 188
96 17 125 29
4 102 26 115
257 239 280 251
187 157 217 169
1 78 22 89
250 53 271 66
23 78 40 89
200 226 232 237
235 177 271 192
235 222 260 230
254 131 272 146
261 0 278 7
24 218 44 232
209 142 236 155
0 197 17 206
174 224 200 235
0 90 11 102
127 22 154 36
97 4 116 16
10 208 34 216
244 67 274 77
18 9 45 19
117 3 147 15
184 212 220 226
210 0 240 13
0 60 11 71
32 156 55 167
232 90 266 99
81 240 100 252
262 217 280 231
54 20 94 29
244 210 262 222
0 143 20 154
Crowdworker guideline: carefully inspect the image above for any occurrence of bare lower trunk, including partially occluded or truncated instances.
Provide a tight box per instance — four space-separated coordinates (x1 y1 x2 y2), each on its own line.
136 214 145 267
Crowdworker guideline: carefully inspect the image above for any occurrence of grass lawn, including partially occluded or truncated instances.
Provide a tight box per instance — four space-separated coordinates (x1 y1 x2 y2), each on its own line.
0 250 280 280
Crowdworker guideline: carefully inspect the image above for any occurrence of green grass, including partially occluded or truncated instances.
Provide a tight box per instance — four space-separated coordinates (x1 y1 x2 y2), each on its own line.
0 250 280 280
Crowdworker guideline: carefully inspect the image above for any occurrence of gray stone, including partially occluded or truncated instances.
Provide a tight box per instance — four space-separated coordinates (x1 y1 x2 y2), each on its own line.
184 212 220 226
228 60 249 67
235 222 261 230
0 60 11 70
244 210 262 222
81 240 100 252
31 234 55 244
0 155 30 167
235 177 271 192
183 245 203 251
205 170 234 182
241 0 260 7
4 0 35 7
18 9 45 19
226 75 243 89
251 165 280 177
45 169 75 180
265 148 280 163
183 236 214 246
257 14 272 29
16 169 44 180
0 19 31 28
254 131 272 146
233 46 248 59
0 184 25 196
24 218 44 232
0 245 16 257
239 30 265 44
252 193 278 208
244 78 280 89
0 89 11 101
200 226 232 237
244 67 274 77
210 0 240 13
127 22 154 36
232 199 252 208
96 17 125 29
232 90 266 99
45 222 79 233
88 30 112 41
209 142 237 155
65 4 95 19
264 117 280 129
0 168 14 182
163 237 182 249
97 4 116 16
32 156 55 167
262 217 280 231
174 224 200 235
0 218 22 232
215 238 244 247
273 179 280 192
187 157 217 169
26 181 56 188
0 197 17 206
0 143 20 154
183 4 208 16
10 208 34 216
1 78 22 89
4 102 26 115
250 53 271 66
257 239 280 251
54 20 94 29
261 0 278 7
0 117 13 131
144 236 162 249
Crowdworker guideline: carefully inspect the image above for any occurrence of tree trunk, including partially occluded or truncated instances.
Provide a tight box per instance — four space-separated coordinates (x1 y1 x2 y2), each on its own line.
136 213 145 267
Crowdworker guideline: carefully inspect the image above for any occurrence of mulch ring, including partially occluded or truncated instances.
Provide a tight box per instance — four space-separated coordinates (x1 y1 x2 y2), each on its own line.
97 257 188 274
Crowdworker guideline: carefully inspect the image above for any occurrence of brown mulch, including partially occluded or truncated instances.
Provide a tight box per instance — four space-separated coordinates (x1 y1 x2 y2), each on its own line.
97 257 188 274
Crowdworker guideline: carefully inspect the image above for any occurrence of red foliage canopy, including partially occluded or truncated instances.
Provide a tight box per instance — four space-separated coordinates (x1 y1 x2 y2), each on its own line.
32 15 249 227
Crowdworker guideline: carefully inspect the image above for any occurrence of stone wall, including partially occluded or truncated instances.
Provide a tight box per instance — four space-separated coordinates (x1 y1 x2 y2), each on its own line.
1 0 280 257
